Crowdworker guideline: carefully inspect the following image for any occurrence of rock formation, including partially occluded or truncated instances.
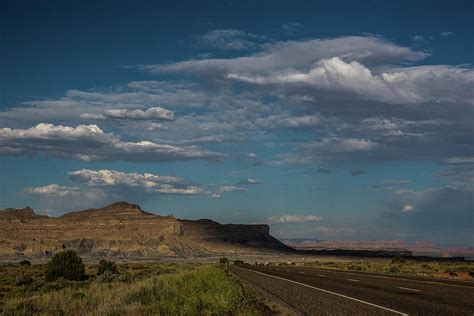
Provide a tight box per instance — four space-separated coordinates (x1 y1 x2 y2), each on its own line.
0 202 291 260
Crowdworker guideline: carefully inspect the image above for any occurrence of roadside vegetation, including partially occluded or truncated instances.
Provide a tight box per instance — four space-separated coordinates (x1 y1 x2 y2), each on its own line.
273 258 474 280
0 252 265 315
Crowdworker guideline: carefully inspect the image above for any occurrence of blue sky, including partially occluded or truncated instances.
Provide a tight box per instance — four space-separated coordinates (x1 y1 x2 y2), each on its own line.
1 0 473 246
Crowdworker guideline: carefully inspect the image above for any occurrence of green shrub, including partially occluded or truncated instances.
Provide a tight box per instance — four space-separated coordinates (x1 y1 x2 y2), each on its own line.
219 257 229 264
16 276 33 286
389 265 400 273
97 259 118 276
72 292 86 300
391 256 406 264
45 250 85 282
234 260 244 265
19 260 31 266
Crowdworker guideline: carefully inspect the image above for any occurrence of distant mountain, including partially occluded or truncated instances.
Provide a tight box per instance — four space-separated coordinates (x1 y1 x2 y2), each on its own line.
283 238 473 259
282 238 325 245
0 202 292 261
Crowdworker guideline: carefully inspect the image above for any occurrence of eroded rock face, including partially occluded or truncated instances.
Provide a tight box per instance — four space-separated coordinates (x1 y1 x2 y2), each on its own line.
0 202 290 260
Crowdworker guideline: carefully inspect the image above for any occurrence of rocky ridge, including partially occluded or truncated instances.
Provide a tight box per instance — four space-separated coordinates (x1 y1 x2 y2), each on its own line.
0 202 291 260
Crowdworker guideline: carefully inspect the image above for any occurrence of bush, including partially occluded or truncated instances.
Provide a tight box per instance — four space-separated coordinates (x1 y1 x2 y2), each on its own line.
97 259 118 276
45 250 85 282
391 256 406 264
219 257 229 264
16 276 33 286
19 259 31 266
389 265 400 273
233 260 244 265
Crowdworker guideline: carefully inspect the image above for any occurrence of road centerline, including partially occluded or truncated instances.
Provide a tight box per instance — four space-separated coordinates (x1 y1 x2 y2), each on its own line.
234 266 408 316
398 287 421 292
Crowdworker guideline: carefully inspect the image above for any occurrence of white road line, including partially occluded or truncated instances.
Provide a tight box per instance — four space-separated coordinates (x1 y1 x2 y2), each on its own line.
299 271 305 274
234 266 408 316
309 268 473 289
347 278 360 282
318 274 326 277
398 287 420 292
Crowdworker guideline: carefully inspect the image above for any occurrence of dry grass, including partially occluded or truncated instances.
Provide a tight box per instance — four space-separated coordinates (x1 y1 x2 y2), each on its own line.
292 259 474 280
0 262 263 315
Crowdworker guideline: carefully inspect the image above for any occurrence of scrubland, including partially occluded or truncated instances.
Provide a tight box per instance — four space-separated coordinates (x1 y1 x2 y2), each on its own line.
280 257 474 280
0 261 265 316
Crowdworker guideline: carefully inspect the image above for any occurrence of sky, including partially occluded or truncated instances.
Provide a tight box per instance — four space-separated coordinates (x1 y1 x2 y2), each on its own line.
0 0 473 247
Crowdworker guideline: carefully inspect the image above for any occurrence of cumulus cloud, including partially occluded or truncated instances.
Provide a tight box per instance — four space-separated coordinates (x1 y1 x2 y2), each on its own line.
148 36 427 75
135 35 473 168
1 35 472 169
211 185 247 199
227 57 474 104
25 184 80 197
68 169 202 195
81 107 174 121
257 114 324 129
24 184 108 213
238 178 262 185
0 123 223 162
303 138 377 153
268 214 322 223
401 204 414 213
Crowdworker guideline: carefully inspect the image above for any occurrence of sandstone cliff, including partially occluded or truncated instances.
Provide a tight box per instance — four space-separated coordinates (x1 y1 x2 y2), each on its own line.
0 202 291 260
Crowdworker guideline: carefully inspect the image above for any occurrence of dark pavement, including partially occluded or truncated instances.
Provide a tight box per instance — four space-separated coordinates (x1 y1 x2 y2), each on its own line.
230 265 474 315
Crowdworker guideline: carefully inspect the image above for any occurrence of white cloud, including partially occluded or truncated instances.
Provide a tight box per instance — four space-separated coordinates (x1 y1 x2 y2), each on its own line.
68 169 202 195
25 184 80 197
147 122 167 130
257 114 324 129
238 178 262 185
148 36 427 76
211 185 247 199
0 123 223 162
440 31 453 37
82 107 174 121
402 204 414 213
303 137 377 153
79 113 106 120
1 35 472 168
442 156 474 165
412 35 425 42
24 184 108 213
227 57 474 104
268 214 322 223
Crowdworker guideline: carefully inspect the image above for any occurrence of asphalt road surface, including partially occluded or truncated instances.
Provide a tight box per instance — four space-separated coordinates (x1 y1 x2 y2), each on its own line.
230 265 474 315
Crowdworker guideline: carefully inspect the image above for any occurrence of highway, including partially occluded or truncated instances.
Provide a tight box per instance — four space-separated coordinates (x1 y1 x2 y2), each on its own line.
230 265 474 315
